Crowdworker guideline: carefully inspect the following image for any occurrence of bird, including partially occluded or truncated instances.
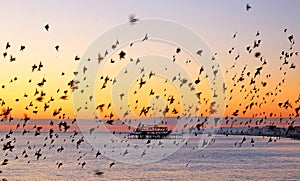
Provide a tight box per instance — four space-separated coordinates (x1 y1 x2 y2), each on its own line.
233 32 237 38
106 120 113 125
120 93 124 100
142 34 148 41
6 42 10 49
146 139 151 144
20 45 26 51
255 31 260 37
38 61 43 70
10 55 16 62
44 24 50 31
109 162 115 168
55 45 60 51
3 52 7 58
56 162 63 168
254 52 261 58
288 35 294 44
60 95 68 100
246 3 251 11
139 78 146 88
196 50 203 56
95 151 101 158
1 159 9 165
267 137 273 143
254 67 263 78
232 110 239 116
94 170 104 176
129 14 139 24
119 51 126 59
74 55 80 61
32 64 38 72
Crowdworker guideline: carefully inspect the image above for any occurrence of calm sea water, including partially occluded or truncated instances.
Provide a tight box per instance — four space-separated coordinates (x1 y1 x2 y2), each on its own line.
0 131 299 181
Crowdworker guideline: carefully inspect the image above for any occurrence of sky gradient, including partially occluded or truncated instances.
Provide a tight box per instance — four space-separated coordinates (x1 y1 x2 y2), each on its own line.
0 0 299 120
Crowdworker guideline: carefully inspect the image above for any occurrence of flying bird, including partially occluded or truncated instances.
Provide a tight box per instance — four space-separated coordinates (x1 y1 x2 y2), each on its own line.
6 42 10 49
196 50 203 56
129 14 139 24
246 3 251 11
20 45 25 51
55 45 60 51
74 55 80 61
44 24 50 31
119 51 126 59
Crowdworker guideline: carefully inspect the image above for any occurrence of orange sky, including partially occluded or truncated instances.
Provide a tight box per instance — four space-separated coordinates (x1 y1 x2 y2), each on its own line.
0 1 299 122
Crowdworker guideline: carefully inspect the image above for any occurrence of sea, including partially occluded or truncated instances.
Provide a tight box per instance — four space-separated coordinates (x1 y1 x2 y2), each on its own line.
0 130 299 181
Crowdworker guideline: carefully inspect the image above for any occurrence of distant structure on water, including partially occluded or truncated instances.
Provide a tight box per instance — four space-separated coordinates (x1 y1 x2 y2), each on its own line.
128 125 182 139
217 125 300 140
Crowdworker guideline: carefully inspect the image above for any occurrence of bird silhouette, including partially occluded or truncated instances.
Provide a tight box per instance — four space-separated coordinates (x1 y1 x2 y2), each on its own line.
5 42 10 49
129 14 139 24
20 45 25 51
109 162 115 168
55 45 60 51
246 3 251 11
44 24 50 31
119 51 126 59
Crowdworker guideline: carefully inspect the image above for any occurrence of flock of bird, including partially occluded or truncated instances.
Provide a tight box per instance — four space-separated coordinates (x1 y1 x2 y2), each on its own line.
0 5 299 179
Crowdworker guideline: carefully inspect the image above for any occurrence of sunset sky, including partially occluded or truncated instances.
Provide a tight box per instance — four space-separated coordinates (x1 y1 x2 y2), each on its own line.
0 0 299 120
